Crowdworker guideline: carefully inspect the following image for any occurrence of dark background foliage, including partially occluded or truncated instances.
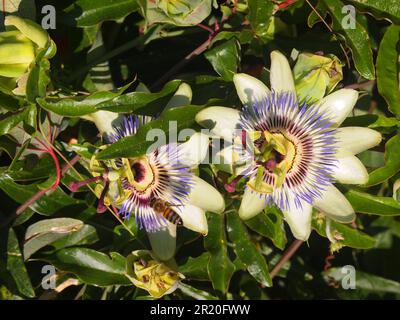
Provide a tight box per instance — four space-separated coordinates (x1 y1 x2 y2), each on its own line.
0 0 399 300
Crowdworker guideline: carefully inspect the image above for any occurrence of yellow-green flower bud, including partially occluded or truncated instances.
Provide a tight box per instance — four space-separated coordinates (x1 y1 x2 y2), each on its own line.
126 250 184 298
138 0 212 27
0 15 51 95
293 52 343 103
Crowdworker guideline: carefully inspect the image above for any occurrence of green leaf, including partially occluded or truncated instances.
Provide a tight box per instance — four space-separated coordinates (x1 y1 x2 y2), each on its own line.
0 107 32 136
37 91 119 117
71 0 139 27
205 39 241 81
7 229 35 298
322 0 375 79
247 0 274 42
376 24 400 118
358 150 385 168
364 135 400 186
23 218 86 259
323 268 400 296
50 224 98 250
212 30 254 45
13 209 35 226
307 1 328 28
26 44 55 103
245 207 287 250
0 92 22 112
344 188 400 216
179 252 210 281
0 171 84 215
344 0 400 24
44 248 130 286
204 213 235 294
342 114 399 131
95 80 182 114
312 214 376 249
227 212 272 287
178 282 218 300
96 103 209 160
7 154 55 181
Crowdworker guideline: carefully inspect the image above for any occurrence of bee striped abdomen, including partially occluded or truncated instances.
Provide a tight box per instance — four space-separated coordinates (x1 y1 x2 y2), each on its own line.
162 207 182 225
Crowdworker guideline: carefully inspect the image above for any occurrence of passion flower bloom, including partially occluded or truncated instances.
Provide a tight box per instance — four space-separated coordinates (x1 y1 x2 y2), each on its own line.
196 50 382 241
76 84 224 260
108 115 225 231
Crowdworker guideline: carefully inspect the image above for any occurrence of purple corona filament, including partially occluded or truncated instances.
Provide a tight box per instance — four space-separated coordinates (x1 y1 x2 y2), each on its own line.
239 91 338 212
107 115 194 233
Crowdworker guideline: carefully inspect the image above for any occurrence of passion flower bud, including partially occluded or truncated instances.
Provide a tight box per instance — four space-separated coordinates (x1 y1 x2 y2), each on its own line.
293 52 343 103
138 0 212 27
0 15 52 95
126 250 184 298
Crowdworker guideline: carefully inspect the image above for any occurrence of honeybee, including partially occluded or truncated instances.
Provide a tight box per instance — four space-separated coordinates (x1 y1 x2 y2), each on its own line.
150 198 183 225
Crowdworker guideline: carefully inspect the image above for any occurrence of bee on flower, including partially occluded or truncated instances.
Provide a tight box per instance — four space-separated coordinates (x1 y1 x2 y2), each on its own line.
72 84 224 261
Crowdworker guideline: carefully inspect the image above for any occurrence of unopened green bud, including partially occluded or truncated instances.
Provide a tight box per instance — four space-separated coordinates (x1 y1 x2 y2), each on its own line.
4 16 49 48
0 15 51 95
293 52 343 103
139 0 212 27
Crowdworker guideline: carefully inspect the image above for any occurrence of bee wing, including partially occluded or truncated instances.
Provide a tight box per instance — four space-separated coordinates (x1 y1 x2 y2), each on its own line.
168 203 186 208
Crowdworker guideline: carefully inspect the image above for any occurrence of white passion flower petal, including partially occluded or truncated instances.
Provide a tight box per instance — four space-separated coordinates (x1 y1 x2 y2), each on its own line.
233 73 270 105
335 127 382 156
238 188 267 220
177 204 208 235
179 132 209 167
164 82 192 110
317 89 358 126
147 223 177 261
195 106 240 142
332 155 369 185
270 50 296 93
283 196 312 241
82 110 121 136
188 176 225 214
313 183 355 223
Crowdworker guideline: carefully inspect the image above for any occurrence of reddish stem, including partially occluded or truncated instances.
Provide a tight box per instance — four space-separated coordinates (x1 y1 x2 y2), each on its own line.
231 0 238 15
324 252 335 271
14 155 81 217
224 175 243 193
270 239 303 279
197 23 214 34
47 147 61 190
69 175 103 192
278 0 297 10
97 182 110 214
151 6 236 90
